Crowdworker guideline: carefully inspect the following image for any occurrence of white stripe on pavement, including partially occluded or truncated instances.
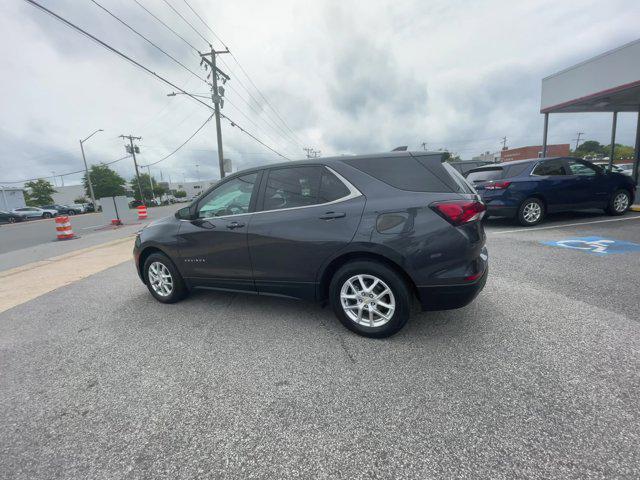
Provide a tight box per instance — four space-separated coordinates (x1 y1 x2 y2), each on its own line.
491 214 640 235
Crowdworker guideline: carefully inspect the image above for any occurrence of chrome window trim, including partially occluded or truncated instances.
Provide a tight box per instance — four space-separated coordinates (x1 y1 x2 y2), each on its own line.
183 166 362 221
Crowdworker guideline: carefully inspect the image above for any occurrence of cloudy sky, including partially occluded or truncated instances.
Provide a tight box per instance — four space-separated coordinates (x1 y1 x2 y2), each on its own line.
1 0 639 187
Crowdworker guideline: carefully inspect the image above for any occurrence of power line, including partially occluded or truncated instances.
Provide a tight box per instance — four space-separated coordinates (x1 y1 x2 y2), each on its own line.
135 1 300 153
23 0 289 161
161 0 209 45
0 155 131 185
141 113 214 167
132 0 200 53
89 0 207 85
177 0 304 148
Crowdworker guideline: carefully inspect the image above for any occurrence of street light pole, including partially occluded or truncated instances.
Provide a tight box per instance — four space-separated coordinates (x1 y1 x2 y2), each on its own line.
80 129 103 208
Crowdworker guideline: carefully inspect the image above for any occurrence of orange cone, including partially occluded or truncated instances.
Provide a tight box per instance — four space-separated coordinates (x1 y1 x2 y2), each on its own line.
137 205 148 220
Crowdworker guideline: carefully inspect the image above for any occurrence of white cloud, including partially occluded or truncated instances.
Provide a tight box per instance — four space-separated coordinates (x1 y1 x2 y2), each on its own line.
1 0 638 186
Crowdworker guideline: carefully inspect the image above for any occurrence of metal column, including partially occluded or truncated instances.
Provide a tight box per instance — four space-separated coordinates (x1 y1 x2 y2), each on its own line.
633 109 640 185
542 113 549 157
608 111 618 172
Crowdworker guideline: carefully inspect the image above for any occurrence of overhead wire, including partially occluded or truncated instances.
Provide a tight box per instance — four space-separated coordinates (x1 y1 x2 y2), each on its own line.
23 0 290 161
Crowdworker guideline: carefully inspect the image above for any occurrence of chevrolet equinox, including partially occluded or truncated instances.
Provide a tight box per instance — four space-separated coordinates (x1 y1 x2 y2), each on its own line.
134 151 488 338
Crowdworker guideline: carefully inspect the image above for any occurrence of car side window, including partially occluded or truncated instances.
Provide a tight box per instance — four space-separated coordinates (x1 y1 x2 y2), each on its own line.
532 160 566 176
318 169 351 203
196 173 257 218
263 166 324 211
566 160 598 176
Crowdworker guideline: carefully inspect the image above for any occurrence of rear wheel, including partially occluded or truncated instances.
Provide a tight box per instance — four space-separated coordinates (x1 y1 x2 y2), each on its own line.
42 212 52 219
143 253 188 303
329 261 411 338
517 198 544 226
8 217 15 223
67 210 75 216
606 189 630 216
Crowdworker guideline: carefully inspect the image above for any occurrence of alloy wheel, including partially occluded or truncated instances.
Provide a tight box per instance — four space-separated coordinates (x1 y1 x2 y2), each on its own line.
523 202 542 224
613 192 629 213
148 261 174 297
340 274 396 328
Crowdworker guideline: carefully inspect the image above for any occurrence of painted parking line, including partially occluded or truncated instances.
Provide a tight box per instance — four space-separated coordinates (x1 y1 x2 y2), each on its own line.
541 236 640 256
491 214 640 235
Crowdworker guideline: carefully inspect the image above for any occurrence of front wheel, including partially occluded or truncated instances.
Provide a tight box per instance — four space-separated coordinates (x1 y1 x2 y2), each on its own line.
517 198 544 226
606 189 630 216
143 253 188 303
42 212 52 219
329 261 411 338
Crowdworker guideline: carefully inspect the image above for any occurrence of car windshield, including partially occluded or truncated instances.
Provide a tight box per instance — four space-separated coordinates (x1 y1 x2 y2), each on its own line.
466 168 503 183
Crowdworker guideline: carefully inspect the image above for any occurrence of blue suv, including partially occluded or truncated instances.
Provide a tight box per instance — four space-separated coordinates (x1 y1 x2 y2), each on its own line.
467 157 636 226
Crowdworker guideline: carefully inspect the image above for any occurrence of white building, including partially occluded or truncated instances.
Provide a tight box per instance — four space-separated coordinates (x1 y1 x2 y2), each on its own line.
472 151 501 163
51 184 86 205
168 180 218 200
0 187 26 210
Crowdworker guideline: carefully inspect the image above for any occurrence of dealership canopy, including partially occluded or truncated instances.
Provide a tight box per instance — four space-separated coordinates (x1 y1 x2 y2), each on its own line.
539 38 640 181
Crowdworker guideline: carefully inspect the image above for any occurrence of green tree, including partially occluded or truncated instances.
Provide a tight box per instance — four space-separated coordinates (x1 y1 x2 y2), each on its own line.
608 144 635 161
573 140 605 158
24 179 56 206
441 150 461 162
173 190 187 198
131 173 167 203
84 164 126 198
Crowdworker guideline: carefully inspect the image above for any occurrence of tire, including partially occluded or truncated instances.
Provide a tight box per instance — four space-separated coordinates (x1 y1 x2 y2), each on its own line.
517 197 544 226
8 217 15 224
329 260 411 338
143 253 188 304
606 189 630 216
42 212 52 219
67 210 75 216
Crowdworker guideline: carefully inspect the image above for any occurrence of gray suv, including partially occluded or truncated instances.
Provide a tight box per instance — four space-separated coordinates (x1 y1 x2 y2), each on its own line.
134 151 488 338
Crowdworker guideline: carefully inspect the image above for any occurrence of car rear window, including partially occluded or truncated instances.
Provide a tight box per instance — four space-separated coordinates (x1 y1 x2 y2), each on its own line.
344 155 450 192
466 168 503 183
503 162 532 178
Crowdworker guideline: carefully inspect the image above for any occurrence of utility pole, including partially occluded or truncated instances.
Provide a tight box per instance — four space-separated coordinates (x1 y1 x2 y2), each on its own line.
120 134 145 206
573 132 584 151
500 136 508 150
421 142 428 151
200 46 230 180
303 147 321 159
51 172 57 187
79 129 103 208
144 165 156 203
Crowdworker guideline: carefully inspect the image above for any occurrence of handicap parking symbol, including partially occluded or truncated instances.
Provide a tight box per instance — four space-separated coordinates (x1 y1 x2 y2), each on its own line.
541 236 640 256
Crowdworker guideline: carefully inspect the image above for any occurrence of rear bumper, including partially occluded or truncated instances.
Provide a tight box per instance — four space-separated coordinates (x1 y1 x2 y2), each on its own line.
417 249 488 311
485 204 517 218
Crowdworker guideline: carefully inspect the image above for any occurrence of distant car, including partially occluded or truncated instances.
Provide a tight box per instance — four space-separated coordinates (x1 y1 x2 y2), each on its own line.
65 203 87 213
617 163 634 176
467 157 636 226
593 162 625 174
0 210 25 224
40 204 82 215
11 207 58 219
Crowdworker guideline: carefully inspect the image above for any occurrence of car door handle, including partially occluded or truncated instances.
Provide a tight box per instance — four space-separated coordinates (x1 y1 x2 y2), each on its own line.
319 211 346 220
226 221 245 229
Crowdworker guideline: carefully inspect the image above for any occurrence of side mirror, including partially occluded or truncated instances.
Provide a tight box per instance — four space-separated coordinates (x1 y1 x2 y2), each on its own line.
175 206 193 220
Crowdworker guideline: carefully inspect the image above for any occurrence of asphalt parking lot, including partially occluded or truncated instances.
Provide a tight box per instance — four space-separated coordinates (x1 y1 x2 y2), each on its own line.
1 212 639 479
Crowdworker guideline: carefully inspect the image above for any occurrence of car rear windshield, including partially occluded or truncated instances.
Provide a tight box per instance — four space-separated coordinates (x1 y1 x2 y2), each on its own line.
466 168 503 183
344 155 452 192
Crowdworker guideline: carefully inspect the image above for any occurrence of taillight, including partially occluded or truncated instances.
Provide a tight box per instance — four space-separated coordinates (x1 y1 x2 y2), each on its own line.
484 181 511 190
431 200 486 226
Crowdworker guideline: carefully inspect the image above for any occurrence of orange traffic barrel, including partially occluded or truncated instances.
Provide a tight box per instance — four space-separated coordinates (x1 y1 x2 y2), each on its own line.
137 205 148 220
55 215 75 240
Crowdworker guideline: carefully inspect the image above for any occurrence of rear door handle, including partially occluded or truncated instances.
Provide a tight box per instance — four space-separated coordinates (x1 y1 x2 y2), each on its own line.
319 211 346 220
226 221 245 229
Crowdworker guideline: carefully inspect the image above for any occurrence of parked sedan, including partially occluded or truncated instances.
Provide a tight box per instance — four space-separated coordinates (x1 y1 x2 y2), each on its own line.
40 204 82 215
134 152 488 338
467 157 636 226
11 206 58 219
0 210 25 224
